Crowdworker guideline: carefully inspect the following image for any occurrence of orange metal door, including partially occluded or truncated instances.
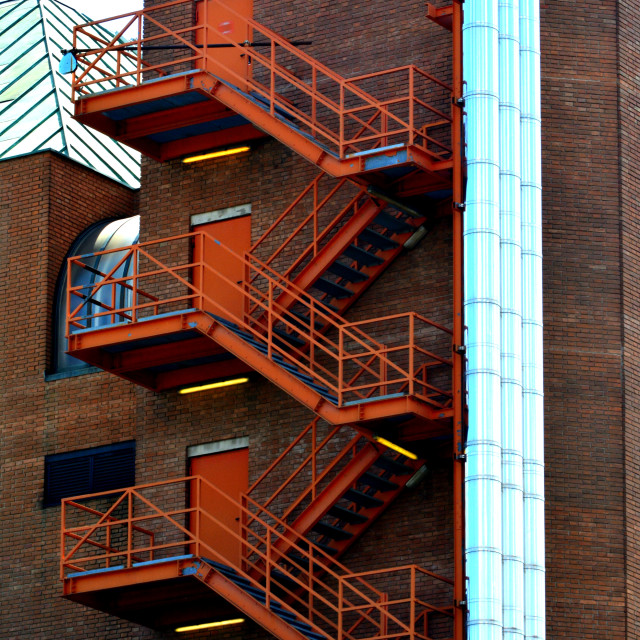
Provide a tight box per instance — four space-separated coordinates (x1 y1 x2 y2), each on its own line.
195 0 253 90
193 215 251 322
190 447 248 566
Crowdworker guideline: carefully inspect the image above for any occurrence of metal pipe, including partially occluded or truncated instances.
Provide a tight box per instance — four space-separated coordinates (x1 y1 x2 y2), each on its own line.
499 1 525 639
520 0 545 638
463 1 503 638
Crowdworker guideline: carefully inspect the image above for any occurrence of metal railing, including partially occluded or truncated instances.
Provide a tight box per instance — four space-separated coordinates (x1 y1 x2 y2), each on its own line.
61 476 453 640
69 0 453 160
66 231 453 408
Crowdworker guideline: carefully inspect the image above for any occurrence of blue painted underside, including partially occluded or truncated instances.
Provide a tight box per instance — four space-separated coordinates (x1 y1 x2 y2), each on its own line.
105 92 209 121
148 113 248 143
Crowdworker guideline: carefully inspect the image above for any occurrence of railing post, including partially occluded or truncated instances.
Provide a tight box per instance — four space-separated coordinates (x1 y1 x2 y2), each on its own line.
339 83 345 158
265 528 271 608
338 327 344 406
195 477 201 558
127 491 133 569
106 520 111 568
136 16 142 85
311 419 317 500
270 42 276 117
199 233 205 311
132 247 138 323
338 577 343 640
409 313 415 396
313 179 319 257
267 282 273 359
241 494 248 573
203 0 208 71
111 278 116 325
409 67 415 146
312 67 317 138
410 567 416 640
60 501 66 580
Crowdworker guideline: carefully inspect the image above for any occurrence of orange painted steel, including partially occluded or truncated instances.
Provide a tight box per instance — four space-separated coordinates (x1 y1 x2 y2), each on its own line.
448 3 466 640
339 566 454 640
61 476 452 640
249 172 428 326
69 0 453 170
66 231 453 412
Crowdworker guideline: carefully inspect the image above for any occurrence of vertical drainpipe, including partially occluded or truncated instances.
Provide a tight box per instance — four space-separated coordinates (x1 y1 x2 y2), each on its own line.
463 1 503 639
520 0 545 638
499 1 525 639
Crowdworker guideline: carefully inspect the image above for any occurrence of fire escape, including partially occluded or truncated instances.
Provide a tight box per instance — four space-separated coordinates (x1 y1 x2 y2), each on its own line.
59 1 465 638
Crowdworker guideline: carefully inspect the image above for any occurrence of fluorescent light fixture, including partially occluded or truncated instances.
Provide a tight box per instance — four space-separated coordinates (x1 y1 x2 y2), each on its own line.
373 436 418 460
176 618 245 633
178 377 250 395
182 146 250 163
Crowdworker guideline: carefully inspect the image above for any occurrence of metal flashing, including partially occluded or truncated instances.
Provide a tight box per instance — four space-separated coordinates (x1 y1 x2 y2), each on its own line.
0 0 140 186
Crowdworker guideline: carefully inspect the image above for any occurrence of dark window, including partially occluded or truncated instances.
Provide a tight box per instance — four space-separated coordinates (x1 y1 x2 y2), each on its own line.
44 441 135 507
51 215 140 375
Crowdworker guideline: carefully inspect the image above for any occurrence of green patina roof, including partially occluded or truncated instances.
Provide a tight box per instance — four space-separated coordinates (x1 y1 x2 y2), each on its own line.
0 0 140 187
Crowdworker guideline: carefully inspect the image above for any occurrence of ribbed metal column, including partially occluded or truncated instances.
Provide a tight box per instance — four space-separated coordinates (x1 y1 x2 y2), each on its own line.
520 0 545 638
499 1 525 639
463 1 503 638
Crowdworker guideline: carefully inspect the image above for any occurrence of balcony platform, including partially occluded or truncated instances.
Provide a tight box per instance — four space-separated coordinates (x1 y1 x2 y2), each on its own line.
67 309 251 391
74 69 453 189
63 556 238 632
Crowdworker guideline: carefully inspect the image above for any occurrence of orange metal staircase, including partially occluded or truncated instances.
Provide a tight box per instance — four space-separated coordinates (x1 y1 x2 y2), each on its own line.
60 2 466 638
246 418 427 565
61 476 454 636
68 0 454 186
65 230 453 432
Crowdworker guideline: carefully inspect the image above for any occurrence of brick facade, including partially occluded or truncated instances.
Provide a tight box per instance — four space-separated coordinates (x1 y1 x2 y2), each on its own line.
0 1 638 639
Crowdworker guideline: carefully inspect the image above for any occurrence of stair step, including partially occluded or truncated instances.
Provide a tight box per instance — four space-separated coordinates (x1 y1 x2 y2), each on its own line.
374 212 415 233
306 381 338 403
270 568 300 589
343 488 384 509
313 539 338 555
288 619 326 640
343 244 385 267
312 277 354 300
279 361 315 384
358 228 399 251
286 310 325 331
273 327 307 349
359 472 399 492
326 261 369 283
372 455 415 475
327 505 369 524
312 521 353 541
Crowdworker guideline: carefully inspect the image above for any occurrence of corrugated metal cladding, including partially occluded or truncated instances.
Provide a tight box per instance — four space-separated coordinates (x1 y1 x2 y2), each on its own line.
0 0 140 187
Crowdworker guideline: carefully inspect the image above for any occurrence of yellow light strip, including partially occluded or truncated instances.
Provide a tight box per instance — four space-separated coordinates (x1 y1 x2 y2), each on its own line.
182 146 250 163
178 377 250 395
373 436 418 460
176 618 245 633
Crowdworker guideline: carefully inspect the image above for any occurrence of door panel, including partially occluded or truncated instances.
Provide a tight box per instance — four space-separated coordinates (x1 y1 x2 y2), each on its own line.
190 447 248 566
195 0 253 90
193 215 251 322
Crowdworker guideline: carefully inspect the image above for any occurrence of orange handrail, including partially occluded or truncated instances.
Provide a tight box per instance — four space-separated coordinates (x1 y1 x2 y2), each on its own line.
69 0 453 160
246 417 368 524
60 476 451 640
65 231 453 408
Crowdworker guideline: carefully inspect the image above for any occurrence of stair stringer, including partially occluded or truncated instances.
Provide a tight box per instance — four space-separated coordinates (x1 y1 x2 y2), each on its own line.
184 558 328 640
246 435 424 580
194 315 450 428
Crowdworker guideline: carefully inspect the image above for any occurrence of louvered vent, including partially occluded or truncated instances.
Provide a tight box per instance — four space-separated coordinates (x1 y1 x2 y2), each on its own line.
44 441 135 507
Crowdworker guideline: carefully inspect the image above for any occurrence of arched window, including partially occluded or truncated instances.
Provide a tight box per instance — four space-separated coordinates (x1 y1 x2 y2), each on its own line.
51 215 140 375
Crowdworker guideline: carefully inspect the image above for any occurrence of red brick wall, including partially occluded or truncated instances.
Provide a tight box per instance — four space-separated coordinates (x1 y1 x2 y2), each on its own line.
619 0 640 636
540 0 626 637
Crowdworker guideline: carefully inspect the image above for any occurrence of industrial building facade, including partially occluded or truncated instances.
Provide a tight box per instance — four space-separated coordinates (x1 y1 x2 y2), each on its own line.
0 0 637 639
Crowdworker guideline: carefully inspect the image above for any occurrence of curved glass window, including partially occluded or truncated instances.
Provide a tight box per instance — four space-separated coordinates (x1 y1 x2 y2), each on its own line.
52 215 140 374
